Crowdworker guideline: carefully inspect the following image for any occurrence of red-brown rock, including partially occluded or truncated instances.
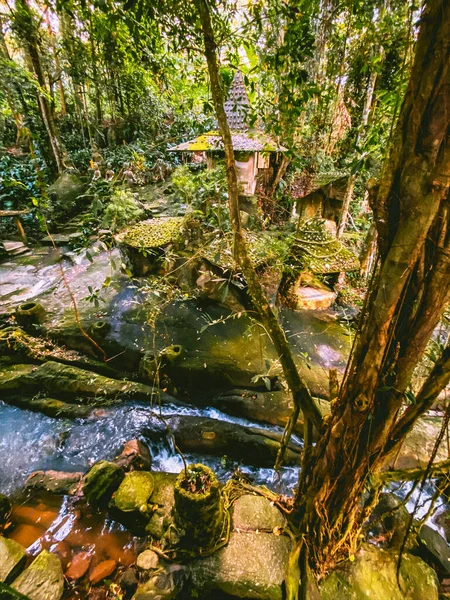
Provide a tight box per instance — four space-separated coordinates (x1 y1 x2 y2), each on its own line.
9 523 44 548
65 551 92 580
89 559 117 584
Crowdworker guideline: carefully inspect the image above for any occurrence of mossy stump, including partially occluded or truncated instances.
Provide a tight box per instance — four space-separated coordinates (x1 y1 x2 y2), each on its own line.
115 217 185 277
174 464 223 549
15 302 45 328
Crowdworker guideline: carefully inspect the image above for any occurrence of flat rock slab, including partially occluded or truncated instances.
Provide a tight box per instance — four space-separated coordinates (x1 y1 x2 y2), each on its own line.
291 285 337 311
89 559 117 585
232 495 286 532
25 470 83 495
11 550 64 600
190 531 290 600
161 415 302 468
0 538 27 583
41 233 83 246
0 361 155 401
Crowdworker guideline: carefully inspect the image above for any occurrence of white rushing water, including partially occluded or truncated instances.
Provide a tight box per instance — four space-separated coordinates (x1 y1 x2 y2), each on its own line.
0 400 300 497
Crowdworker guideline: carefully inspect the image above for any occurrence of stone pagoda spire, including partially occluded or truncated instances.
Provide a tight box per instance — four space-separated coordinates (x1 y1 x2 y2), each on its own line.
223 70 250 132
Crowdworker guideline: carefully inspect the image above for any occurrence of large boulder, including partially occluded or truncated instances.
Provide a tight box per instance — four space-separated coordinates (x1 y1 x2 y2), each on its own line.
11 550 64 600
47 173 86 223
385 416 448 470
211 389 330 436
320 544 438 600
365 493 412 550
190 531 290 600
0 538 27 583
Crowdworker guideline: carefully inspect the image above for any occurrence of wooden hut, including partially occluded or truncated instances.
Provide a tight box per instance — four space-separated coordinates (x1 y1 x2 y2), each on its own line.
168 71 287 198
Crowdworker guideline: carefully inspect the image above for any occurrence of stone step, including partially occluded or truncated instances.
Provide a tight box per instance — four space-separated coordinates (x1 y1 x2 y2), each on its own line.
41 232 83 246
3 241 24 252
2 241 31 257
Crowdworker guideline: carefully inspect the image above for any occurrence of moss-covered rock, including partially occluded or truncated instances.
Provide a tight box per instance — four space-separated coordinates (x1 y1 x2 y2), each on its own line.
83 461 124 510
291 219 359 274
0 360 155 403
116 217 187 277
117 217 185 249
6 396 92 419
0 364 35 392
190 531 291 600
47 172 86 223
0 538 27 584
202 231 292 272
132 564 188 600
320 544 438 600
114 471 155 513
145 472 177 540
231 494 285 532
11 550 64 600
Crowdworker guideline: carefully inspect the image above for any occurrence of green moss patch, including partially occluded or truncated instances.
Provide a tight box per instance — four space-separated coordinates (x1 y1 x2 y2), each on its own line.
292 219 359 274
117 217 185 249
114 471 155 512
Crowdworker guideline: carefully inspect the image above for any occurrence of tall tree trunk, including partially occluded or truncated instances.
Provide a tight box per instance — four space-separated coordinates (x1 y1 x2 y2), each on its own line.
195 0 324 461
14 0 64 172
0 18 23 140
292 1 450 586
336 67 378 238
45 7 67 115
359 221 377 278
88 11 102 125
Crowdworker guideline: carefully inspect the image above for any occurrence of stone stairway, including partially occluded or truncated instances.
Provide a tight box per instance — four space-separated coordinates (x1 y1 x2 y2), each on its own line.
2 241 31 257
0 537 63 600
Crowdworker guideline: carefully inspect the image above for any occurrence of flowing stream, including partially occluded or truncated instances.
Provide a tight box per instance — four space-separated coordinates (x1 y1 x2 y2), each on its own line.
0 399 300 497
